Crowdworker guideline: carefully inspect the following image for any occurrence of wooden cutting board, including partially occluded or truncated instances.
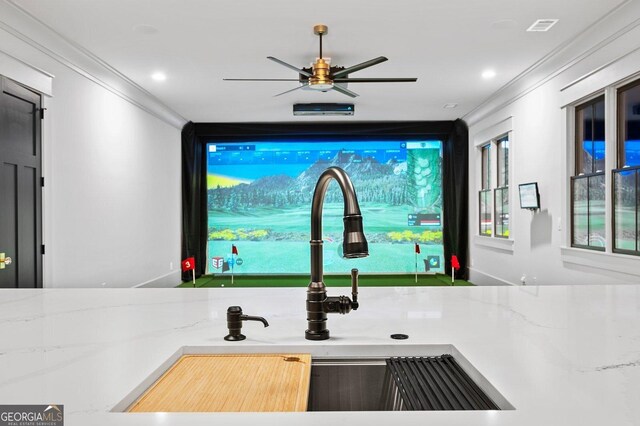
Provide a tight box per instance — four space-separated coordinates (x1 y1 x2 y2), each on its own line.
127 354 312 412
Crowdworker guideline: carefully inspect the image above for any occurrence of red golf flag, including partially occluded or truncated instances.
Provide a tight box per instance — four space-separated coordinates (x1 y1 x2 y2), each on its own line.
415 243 420 254
181 257 195 272
231 245 238 255
451 255 460 270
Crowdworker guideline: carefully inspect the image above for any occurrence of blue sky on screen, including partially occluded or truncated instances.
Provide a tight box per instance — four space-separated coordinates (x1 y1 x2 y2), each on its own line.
207 140 441 181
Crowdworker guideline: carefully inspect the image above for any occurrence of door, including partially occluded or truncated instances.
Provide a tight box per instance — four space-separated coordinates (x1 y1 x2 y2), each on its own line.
0 76 43 288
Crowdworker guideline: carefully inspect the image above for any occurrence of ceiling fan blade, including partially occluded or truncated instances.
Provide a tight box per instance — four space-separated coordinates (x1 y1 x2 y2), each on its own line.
267 57 313 77
274 84 309 97
223 78 302 81
332 56 388 78
332 85 359 98
333 78 418 83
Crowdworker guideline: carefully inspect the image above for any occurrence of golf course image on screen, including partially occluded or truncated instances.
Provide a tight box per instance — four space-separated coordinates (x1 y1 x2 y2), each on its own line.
206 140 443 275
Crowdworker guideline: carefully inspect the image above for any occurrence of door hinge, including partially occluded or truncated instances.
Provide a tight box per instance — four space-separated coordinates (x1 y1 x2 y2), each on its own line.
41 245 45 255
41 177 45 187
40 107 47 119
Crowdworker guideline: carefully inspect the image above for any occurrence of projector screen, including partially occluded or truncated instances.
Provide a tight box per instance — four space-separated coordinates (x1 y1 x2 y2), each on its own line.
206 140 443 274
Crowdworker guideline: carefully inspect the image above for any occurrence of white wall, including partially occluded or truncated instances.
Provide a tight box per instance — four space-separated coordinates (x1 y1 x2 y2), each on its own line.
44 67 182 288
466 1 640 285
1 4 184 288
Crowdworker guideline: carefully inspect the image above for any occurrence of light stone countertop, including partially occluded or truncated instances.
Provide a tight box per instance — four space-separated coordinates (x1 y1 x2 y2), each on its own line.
1 285 639 425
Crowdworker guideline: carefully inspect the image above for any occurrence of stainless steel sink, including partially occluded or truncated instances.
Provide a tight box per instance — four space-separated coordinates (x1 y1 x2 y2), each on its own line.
308 355 503 411
113 345 513 413
308 357 389 411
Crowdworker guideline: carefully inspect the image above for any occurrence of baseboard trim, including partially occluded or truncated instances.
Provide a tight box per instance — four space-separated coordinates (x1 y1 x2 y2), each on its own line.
134 270 182 288
468 267 516 286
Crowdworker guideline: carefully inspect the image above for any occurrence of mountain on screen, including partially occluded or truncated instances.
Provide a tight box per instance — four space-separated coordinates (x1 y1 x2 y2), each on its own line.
208 150 410 210
295 152 393 192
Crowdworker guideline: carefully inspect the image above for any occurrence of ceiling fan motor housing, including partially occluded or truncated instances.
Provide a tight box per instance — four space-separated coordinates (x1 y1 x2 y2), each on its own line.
310 58 333 91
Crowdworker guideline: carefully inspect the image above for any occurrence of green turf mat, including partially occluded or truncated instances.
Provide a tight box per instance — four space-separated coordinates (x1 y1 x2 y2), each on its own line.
177 274 471 288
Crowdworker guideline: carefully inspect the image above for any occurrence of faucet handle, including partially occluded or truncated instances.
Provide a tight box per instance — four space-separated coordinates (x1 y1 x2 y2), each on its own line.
351 268 359 310
323 269 360 315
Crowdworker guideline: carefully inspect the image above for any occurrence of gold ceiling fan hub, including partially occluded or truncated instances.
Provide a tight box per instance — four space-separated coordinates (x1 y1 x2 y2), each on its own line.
309 58 333 90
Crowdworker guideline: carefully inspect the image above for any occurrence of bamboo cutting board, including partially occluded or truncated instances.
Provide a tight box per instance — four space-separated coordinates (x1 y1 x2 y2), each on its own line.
127 354 312 412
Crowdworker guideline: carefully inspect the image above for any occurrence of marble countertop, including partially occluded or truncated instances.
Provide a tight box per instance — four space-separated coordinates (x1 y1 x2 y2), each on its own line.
1 285 639 425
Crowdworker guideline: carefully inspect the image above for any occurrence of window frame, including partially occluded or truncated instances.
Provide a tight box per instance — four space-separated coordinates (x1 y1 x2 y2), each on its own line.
616 78 640 168
558 55 640 275
478 143 492 236
571 95 606 251
612 165 640 255
480 143 491 190
477 134 510 239
612 78 640 255
575 95 606 175
494 136 510 239
570 172 606 251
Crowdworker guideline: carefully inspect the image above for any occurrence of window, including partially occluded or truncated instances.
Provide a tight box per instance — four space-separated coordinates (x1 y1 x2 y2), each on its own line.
495 136 509 238
479 144 492 236
617 80 640 167
613 80 640 254
575 96 606 174
571 96 605 250
478 135 511 239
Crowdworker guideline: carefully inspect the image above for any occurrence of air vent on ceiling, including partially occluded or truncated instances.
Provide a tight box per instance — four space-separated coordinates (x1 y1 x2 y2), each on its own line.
527 19 559 32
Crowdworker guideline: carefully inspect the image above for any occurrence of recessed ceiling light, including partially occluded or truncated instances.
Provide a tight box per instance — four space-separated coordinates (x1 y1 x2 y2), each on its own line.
151 72 167 81
481 70 496 79
443 103 458 109
527 19 559 32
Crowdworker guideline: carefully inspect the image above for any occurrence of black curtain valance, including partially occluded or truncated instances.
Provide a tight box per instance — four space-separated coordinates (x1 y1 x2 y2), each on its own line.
181 120 468 281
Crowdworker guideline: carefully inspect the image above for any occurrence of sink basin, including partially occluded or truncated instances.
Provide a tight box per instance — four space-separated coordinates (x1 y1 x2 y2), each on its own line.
308 355 501 411
113 344 513 413
307 357 388 411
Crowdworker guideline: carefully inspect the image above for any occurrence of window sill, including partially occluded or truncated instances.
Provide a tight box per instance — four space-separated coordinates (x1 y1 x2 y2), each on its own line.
560 247 640 277
473 235 514 252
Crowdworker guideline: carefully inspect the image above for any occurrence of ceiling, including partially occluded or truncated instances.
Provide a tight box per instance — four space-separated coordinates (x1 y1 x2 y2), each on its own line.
13 0 627 123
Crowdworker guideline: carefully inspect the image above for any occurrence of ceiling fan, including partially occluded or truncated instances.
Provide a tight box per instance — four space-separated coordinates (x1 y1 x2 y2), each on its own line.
223 24 418 98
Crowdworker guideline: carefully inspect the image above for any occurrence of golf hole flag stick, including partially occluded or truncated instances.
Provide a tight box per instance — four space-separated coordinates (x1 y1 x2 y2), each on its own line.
451 255 460 285
414 243 420 283
182 257 196 287
231 245 238 284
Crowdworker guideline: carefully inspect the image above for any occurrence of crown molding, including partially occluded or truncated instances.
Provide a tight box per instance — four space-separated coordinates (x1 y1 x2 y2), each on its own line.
462 0 640 127
0 0 187 129
0 50 53 95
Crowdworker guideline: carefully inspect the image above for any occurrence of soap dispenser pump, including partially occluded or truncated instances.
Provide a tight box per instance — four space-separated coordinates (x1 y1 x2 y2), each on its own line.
224 306 269 341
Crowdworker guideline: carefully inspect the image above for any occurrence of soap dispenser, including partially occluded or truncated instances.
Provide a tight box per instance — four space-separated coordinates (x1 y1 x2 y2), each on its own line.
224 306 269 341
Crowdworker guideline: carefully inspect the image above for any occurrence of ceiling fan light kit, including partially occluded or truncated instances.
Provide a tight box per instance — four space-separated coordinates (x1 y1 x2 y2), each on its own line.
223 24 417 98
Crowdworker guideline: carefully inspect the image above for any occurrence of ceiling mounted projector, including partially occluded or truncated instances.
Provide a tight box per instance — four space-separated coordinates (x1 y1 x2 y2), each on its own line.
293 103 354 116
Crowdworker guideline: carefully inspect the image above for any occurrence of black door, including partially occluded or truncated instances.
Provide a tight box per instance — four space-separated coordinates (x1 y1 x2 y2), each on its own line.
0 76 43 288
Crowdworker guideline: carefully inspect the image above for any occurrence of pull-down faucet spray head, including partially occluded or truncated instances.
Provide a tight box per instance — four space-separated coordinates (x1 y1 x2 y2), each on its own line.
342 214 368 259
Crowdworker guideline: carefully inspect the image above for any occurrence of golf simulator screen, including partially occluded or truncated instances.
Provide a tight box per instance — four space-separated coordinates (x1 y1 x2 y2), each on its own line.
206 140 444 275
